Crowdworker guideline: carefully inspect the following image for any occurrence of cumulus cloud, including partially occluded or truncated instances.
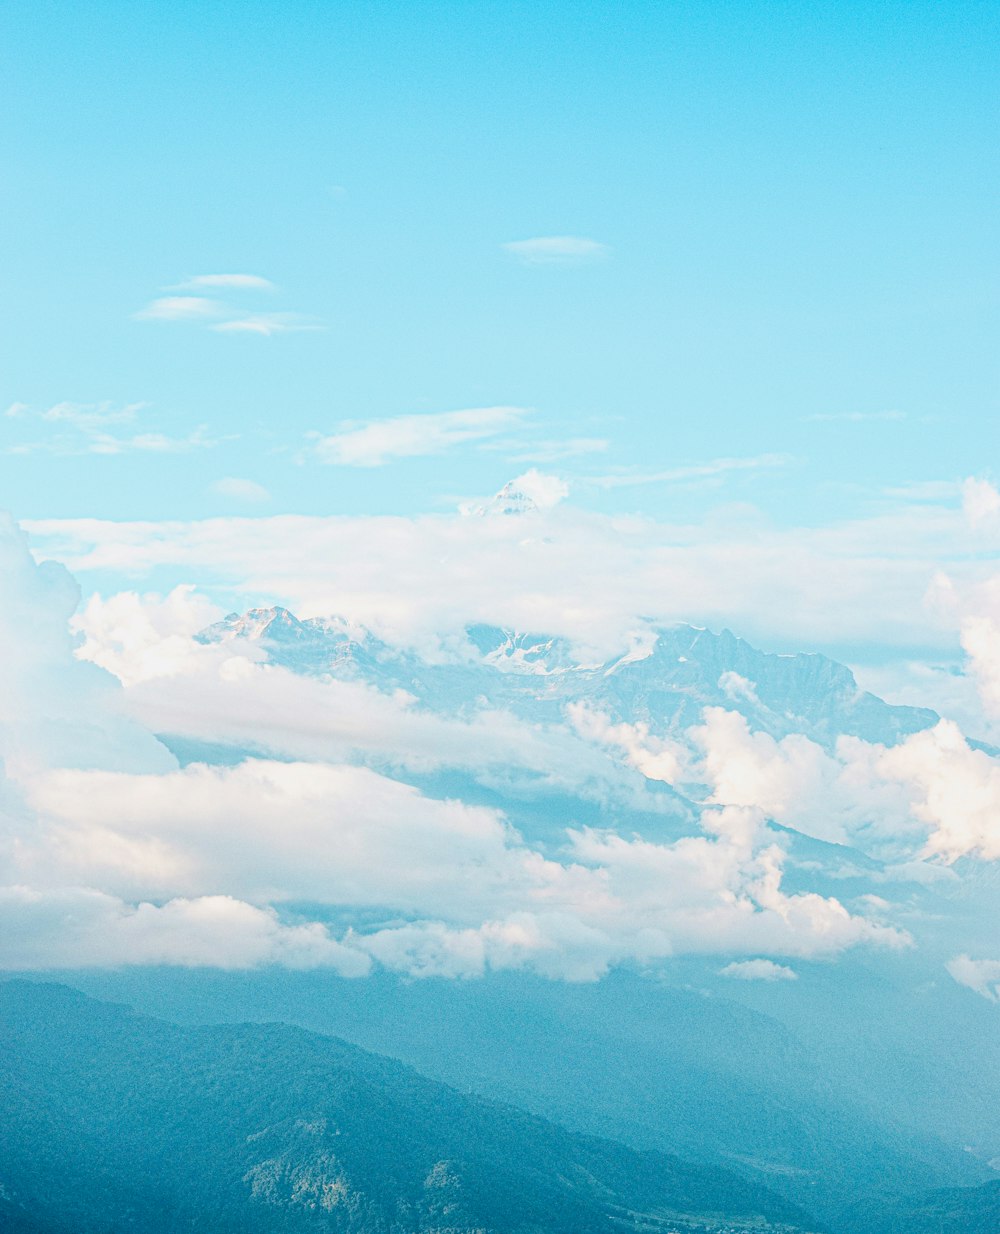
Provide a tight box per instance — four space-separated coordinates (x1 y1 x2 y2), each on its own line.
507 468 569 509
962 477 1000 530
462 468 570 515
1 511 909 976
0 515 172 777
312 407 527 467
719 958 798 981
878 722 1000 862
68 608 675 811
503 236 609 264
689 706 1000 864
961 614 1000 720
14 758 904 978
0 887 368 973
947 954 1000 1003
72 585 225 687
568 703 686 785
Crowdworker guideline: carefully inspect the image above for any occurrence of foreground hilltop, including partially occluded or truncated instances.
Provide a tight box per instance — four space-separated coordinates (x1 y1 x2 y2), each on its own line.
0 980 816 1234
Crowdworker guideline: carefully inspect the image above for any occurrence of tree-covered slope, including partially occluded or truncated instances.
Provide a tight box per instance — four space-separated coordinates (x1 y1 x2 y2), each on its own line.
0 981 819 1234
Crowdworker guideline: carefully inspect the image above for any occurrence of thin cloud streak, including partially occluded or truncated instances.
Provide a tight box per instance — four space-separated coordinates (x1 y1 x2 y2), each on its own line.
172 274 276 291
504 236 609 264
589 452 793 489
312 407 529 467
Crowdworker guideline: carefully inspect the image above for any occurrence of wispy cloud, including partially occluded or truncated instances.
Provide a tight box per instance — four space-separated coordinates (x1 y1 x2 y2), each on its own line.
211 313 321 337
503 236 609 265
134 274 319 336
804 410 906 423
87 428 216 455
40 400 146 429
135 296 220 322
172 273 276 292
2 401 218 456
492 436 610 464
311 406 528 467
590 452 792 489
211 477 272 503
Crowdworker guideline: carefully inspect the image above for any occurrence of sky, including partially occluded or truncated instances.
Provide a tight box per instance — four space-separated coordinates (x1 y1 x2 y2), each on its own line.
1 0 996 532
2 2 1000 983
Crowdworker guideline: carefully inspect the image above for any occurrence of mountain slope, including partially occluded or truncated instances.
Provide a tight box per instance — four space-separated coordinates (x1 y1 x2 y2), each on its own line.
197 608 937 748
850 1178 1000 1234
48 964 992 1231
0 981 819 1234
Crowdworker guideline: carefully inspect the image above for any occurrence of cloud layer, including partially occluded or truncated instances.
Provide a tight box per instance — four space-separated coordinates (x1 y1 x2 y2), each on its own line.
0 513 921 978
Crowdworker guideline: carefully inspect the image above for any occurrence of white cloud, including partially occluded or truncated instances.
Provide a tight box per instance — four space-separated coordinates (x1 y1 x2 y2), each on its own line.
135 296 221 321
805 410 906 423
2 403 218 458
211 313 321 336
718 671 760 705
503 236 609 264
72 585 224 687
505 468 568 510
173 274 276 291
502 437 609 463
591 453 792 489
16 760 901 977
690 707 1000 865
312 407 527 467
878 722 1000 863
211 477 272 503
961 614 1000 720
0 515 172 778
72 626 655 804
962 477 1000 530
86 427 216 456
719 958 798 981
25 486 991 661
0 886 368 973
0 512 916 977
568 702 686 785
929 557 1000 726
40 401 144 428
947 954 1000 1002
135 277 317 336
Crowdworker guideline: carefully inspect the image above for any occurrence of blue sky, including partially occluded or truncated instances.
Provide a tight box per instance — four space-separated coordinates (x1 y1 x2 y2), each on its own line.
2 0 997 527
5 1 1000 990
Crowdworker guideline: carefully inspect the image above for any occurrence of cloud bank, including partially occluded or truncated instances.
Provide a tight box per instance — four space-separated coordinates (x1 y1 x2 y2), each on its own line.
0 512 917 978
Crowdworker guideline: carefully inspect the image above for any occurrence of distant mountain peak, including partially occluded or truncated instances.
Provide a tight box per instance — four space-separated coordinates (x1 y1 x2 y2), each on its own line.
462 479 540 517
462 470 569 517
198 606 308 645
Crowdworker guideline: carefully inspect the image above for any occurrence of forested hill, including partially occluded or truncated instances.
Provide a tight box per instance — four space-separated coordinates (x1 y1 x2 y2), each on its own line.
0 980 818 1234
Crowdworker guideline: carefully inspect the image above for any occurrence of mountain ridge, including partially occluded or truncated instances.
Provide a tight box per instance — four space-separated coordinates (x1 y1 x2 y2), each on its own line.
197 607 938 748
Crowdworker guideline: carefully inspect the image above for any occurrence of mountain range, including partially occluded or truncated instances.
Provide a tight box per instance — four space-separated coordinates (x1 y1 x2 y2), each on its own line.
197 607 938 748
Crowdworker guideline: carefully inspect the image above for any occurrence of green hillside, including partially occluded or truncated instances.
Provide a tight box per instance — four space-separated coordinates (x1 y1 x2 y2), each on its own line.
0 981 819 1234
